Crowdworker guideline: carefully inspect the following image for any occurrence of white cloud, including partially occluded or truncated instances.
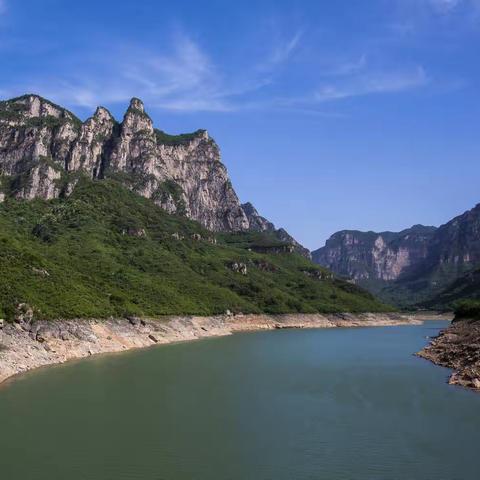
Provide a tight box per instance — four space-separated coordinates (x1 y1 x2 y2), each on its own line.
0 0 6 14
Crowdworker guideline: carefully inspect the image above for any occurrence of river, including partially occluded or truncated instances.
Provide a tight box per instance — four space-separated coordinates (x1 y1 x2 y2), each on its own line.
0 320 478 479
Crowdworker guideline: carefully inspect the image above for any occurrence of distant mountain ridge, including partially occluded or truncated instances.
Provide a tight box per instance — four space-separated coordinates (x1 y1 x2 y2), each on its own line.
312 204 480 307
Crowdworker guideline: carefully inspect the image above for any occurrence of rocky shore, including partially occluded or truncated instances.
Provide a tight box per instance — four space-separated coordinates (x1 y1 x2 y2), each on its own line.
418 318 480 391
0 312 421 386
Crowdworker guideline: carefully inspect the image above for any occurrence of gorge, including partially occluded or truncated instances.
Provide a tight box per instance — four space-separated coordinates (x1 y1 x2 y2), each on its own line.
312 203 480 309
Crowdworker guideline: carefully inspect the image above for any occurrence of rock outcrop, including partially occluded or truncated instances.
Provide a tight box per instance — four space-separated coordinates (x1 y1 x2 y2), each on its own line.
241 202 275 232
417 319 480 391
0 94 307 250
0 95 251 232
0 95 309 251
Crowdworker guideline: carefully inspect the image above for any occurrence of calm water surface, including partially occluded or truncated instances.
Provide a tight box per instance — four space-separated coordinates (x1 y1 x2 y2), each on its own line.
1 320 479 480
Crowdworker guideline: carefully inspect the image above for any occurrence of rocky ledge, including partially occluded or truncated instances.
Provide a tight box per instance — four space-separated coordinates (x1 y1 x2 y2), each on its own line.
0 312 420 386
417 319 480 390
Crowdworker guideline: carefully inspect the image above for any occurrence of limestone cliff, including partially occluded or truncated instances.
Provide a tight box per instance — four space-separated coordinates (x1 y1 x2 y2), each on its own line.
312 204 480 306
0 94 305 248
312 225 436 283
0 95 251 231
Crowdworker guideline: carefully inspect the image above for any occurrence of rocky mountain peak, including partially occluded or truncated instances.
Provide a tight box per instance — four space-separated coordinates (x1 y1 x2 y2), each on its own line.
93 106 115 123
16 94 63 118
122 97 153 134
0 94 80 126
0 94 308 251
241 202 275 232
128 97 145 113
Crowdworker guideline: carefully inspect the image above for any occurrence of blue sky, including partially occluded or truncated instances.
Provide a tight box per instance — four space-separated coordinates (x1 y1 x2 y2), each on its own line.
1 0 480 249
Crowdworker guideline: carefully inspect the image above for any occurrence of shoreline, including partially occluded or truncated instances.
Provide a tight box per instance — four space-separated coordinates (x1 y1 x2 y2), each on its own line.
0 312 441 387
417 318 480 391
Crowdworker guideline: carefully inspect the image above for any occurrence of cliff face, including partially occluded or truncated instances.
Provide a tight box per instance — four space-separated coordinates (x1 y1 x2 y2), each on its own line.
312 225 436 282
424 204 480 275
0 94 259 233
313 205 480 306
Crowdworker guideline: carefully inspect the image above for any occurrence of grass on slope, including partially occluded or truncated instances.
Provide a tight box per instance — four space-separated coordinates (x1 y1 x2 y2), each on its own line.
454 300 480 321
0 179 388 321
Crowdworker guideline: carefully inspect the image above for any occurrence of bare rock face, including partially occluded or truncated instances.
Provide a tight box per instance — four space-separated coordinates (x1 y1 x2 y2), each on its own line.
0 95 79 199
0 94 310 252
0 95 251 232
69 106 116 175
241 202 275 232
313 205 480 306
312 225 436 283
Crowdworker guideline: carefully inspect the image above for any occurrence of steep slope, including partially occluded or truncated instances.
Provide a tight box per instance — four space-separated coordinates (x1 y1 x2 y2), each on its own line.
0 178 387 320
313 204 480 306
241 202 311 257
0 94 247 230
0 94 307 253
423 269 480 310
383 204 480 305
312 225 436 292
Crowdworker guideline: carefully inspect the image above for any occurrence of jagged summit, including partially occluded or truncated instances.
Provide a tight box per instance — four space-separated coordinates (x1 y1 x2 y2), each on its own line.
0 94 246 231
0 94 307 250
0 94 81 125
93 106 114 120
241 202 275 232
128 97 145 113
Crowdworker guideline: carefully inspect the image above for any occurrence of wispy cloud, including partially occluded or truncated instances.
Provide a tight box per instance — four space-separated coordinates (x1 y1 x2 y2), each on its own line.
264 31 303 67
428 0 463 13
1 30 303 113
12 34 230 111
0 0 6 15
421 0 480 15
0 26 437 115
322 54 368 77
314 66 429 102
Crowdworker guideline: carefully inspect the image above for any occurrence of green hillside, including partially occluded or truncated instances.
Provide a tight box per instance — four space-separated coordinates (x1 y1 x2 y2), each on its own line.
0 178 388 321
422 268 480 315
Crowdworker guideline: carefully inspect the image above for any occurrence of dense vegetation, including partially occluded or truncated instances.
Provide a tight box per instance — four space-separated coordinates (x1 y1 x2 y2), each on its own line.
0 179 388 321
454 300 480 321
154 128 206 146
421 268 480 312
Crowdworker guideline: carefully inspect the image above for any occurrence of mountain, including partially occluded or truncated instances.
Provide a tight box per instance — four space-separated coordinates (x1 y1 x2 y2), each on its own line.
311 224 437 302
0 177 386 321
423 269 480 309
312 204 480 307
0 94 385 320
0 94 307 254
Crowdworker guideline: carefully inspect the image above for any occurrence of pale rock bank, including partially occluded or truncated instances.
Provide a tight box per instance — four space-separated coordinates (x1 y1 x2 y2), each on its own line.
0 313 420 385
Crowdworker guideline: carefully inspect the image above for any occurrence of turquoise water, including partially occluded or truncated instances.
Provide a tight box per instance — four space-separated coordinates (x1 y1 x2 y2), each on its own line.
0 320 479 479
